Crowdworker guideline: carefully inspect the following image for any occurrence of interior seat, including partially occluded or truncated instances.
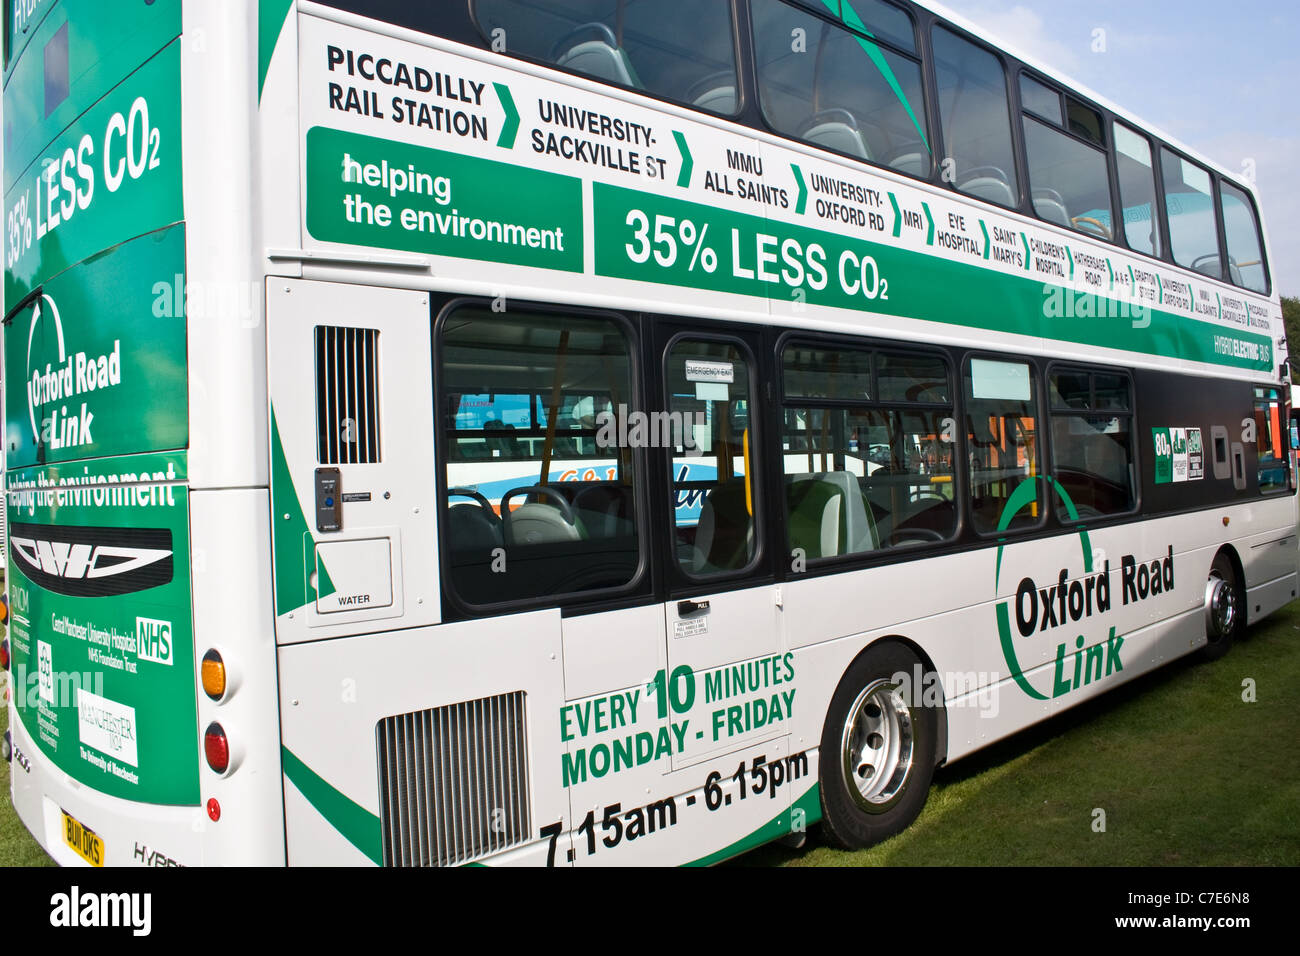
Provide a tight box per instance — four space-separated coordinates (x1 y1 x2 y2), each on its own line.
551 23 640 87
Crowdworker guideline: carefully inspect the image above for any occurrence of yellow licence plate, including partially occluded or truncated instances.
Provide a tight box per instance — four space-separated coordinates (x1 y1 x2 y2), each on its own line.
61 809 104 867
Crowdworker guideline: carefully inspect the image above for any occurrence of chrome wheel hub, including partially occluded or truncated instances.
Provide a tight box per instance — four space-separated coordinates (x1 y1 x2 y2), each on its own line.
841 679 915 813
1205 574 1238 642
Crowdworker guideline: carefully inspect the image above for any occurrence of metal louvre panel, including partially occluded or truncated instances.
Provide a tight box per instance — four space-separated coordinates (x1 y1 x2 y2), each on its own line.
376 692 530 867
314 325 381 464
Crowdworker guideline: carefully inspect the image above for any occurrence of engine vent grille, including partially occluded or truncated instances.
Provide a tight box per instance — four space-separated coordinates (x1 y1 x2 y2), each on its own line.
376 692 531 867
315 325 380 464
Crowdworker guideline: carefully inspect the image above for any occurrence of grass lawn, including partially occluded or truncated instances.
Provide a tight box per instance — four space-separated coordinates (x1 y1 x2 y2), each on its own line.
2 602 1298 868
745 599 1300 866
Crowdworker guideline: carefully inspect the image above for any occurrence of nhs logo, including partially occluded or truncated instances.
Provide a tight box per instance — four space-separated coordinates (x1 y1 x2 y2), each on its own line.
136 618 173 666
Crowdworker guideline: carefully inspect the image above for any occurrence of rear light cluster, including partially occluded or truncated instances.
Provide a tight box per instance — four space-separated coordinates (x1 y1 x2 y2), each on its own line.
201 649 233 784
0 638 9 672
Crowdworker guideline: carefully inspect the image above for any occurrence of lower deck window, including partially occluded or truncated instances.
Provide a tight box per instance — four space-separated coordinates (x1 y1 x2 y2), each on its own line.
439 307 642 606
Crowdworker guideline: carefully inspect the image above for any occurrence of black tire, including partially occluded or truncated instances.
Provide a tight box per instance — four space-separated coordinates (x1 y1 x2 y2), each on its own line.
819 642 939 850
1202 552 1244 661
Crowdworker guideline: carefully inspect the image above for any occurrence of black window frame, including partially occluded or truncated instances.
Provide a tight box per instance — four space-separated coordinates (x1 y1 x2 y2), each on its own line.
747 0 932 180
1045 362 1141 522
661 327 770 587
776 332 963 567
1216 175 1272 297
962 350 1049 540
432 296 654 619
1015 67 1118 242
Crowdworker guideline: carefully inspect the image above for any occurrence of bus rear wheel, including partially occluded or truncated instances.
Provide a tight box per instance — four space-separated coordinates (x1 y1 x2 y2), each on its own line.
1202 552 1243 661
819 643 938 850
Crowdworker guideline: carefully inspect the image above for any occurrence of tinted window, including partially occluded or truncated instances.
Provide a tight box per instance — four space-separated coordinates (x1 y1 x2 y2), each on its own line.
782 343 956 559
1255 387 1287 494
1161 148 1222 277
933 27 1018 208
668 340 759 576
966 358 1042 534
1220 181 1268 294
1114 122 1161 257
440 308 641 606
474 0 739 114
753 0 930 174
1019 74 1061 125
1049 369 1136 518
1023 116 1113 239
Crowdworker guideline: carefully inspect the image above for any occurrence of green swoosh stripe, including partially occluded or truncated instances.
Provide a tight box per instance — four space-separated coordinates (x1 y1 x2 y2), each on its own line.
282 746 383 865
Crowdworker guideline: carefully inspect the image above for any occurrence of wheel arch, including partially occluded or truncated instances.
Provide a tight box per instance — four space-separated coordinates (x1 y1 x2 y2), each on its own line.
842 634 950 768
1214 544 1247 625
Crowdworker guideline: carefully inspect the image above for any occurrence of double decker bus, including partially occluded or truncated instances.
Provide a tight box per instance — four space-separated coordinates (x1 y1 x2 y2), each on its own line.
2 0 1294 866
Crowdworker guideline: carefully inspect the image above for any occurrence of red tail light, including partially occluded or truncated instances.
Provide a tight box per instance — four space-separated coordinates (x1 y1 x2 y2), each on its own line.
0 639 9 671
204 723 230 774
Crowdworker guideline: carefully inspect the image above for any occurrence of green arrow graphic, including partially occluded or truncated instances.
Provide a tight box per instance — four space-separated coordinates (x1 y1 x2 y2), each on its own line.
890 192 902 238
981 220 991 260
494 83 519 149
1065 245 1074 280
673 131 693 188
792 164 808 215
922 202 934 246
1128 264 1136 294
1020 232 1031 271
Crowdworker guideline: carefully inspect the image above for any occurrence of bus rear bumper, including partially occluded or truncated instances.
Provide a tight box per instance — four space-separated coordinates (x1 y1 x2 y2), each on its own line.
8 709 203 867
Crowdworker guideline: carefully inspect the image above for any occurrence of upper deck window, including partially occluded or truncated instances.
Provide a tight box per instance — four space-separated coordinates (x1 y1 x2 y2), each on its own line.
1020 77 1113 240
1113 122 1161 257
1161 148 1223 279
752 0 930 176
1219 181 1269 294
933 26 1018 209
473 0 739 116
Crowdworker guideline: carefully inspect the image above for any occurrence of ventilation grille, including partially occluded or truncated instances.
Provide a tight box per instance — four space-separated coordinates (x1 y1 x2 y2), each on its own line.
315 325 380 464
376 692 531 867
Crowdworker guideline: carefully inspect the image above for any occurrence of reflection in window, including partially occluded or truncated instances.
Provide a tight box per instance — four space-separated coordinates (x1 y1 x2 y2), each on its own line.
1049 369 1135 518
966 358 1041 534
782 344 956 559
668 340 757 576
1023 115 1113 239
933 26 1018 208
1255 387 1287 494
1220 181 1268 294
1114 123 1161 257
752 0 930 176
474 0 739 114
1161 148 1221 277
440 308 640 605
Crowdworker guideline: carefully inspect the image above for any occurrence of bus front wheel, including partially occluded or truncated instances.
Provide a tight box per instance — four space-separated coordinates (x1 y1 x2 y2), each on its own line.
819 643 938 850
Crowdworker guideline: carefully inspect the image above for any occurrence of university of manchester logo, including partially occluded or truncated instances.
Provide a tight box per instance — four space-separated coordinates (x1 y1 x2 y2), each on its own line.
9 523 172 597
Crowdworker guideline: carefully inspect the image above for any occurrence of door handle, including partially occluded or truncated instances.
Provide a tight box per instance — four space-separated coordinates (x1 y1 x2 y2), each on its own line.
677 599 710 617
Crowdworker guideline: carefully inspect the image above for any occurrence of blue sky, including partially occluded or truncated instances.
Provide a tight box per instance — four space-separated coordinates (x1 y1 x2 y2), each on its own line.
935 0 1300 298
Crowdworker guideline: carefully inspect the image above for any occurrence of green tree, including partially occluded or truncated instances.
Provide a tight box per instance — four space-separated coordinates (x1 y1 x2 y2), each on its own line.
1284 296 1300 382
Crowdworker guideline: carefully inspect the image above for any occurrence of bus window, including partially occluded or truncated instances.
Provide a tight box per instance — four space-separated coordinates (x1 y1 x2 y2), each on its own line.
667 340 758 576
933 26 1018 208
1219 181 1269 294
473 0 739 115
966 358 1042 534
1161 148 1222 278
752 0 930 176
1255 387 1287 494
1049 369 1136 518
439 307 642 606
781 345 955 557
1114 122 1162 257
1023 105 1113 239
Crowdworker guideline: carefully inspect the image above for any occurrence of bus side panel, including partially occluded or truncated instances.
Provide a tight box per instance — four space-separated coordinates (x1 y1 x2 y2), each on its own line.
276 613 567 867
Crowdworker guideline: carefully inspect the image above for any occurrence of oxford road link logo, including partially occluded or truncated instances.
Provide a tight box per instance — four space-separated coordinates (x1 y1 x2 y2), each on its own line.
993 477 1176 701
25 292 122 454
